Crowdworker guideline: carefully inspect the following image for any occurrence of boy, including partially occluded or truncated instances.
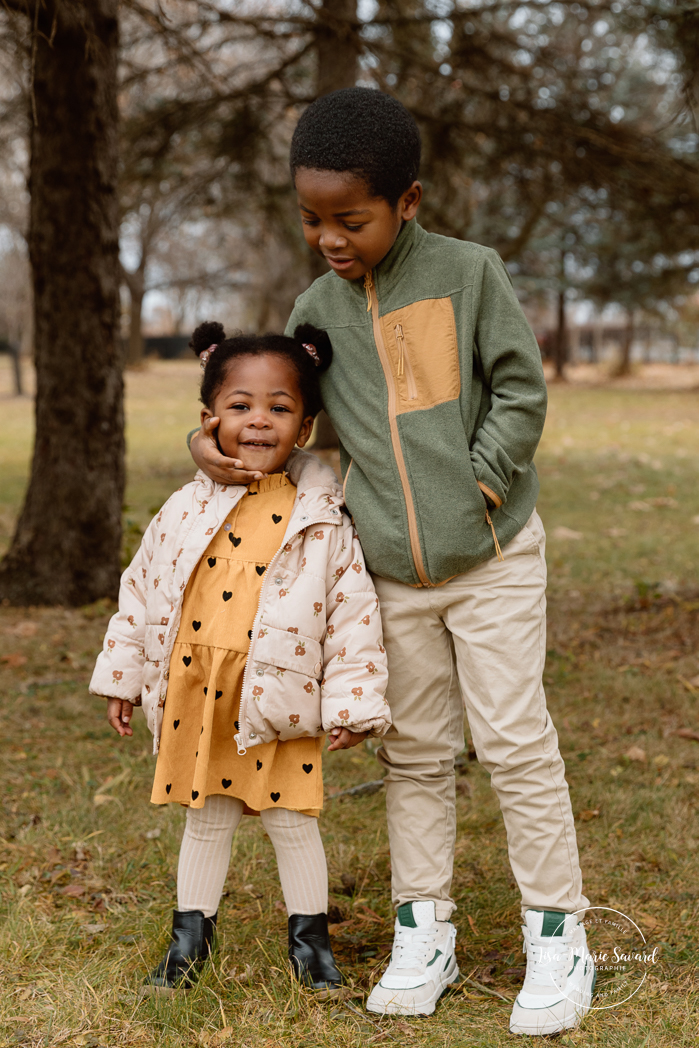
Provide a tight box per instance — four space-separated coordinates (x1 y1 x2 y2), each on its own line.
192 88 593 1035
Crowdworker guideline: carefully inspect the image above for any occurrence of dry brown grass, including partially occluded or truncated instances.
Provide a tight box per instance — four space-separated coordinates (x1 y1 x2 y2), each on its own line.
1 360 699 1045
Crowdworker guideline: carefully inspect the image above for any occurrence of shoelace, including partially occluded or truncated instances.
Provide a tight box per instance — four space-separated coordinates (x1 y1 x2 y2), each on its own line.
393 926 439 970
523 931 574 988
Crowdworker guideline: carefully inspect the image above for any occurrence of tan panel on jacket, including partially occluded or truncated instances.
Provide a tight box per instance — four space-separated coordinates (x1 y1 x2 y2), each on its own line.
379 297 461 415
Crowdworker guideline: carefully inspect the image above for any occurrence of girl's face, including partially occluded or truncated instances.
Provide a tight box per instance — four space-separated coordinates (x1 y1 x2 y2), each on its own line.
202 353 314 475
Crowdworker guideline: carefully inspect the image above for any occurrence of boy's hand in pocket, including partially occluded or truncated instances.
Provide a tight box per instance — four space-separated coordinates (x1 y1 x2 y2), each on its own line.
328 728 368 751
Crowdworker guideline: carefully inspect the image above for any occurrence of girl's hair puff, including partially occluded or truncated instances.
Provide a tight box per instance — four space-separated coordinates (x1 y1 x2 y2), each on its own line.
189 321 333 417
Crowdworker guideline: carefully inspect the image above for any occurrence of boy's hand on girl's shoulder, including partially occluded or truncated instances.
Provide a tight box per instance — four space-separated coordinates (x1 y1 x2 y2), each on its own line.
190 417 267 485
107 698 134 738
327 727 368 751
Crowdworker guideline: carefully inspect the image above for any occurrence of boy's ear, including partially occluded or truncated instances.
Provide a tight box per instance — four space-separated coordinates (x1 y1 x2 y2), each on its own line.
200 407 214 425
295 416 316 449
399 181 422 222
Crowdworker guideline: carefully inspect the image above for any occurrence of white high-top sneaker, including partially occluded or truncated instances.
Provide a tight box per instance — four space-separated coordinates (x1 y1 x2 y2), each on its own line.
366 901 459 1016
509 910 596 1035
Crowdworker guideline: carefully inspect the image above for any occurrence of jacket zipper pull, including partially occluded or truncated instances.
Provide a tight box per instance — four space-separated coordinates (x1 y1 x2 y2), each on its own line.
395 323 405 377
364 271 373 312
485 508 504 562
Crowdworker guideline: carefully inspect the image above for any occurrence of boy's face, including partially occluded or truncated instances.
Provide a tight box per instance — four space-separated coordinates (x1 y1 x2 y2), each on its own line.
295 169 422 282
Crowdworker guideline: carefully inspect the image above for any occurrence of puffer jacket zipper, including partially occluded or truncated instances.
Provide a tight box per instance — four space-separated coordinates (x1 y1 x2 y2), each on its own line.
364 271 430 587
234 509 342 755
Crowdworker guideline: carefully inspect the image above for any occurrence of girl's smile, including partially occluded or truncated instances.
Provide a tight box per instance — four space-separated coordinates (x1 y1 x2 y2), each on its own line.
201 354 314 475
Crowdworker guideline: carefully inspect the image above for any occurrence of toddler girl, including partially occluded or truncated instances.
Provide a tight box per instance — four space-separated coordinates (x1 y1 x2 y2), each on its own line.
90 321 389 991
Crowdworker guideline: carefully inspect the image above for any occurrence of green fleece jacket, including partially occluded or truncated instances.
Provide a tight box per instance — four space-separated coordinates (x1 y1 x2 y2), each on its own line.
286 219 547 587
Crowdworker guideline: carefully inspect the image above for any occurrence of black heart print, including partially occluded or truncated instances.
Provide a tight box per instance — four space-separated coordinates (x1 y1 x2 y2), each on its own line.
182 655 191 667
166 783 171 794
229 534 241 547
222 778 232 789
192 620 201 631
256 565 265 576
234 721 239 730
195 751 198 757
302 763 313 774
215 690 222 700
208 557 216 568
270 792 280 803
256 759 262 770
173 719 180 730
222 591 232 601
248 630 253 640
200 726 204 734
272 514 282 524
192 790 199 801
204 687 207 694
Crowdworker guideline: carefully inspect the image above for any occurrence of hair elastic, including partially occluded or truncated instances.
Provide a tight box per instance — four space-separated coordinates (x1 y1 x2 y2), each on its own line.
303 342 320 365
199 343 218 370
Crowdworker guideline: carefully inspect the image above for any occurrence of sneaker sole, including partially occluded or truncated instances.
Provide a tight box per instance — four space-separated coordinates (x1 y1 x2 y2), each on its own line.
509 963 596 1035
366 957 460 1017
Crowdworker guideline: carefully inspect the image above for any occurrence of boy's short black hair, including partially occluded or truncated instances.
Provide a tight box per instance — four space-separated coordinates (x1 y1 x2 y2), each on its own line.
290 87 421 208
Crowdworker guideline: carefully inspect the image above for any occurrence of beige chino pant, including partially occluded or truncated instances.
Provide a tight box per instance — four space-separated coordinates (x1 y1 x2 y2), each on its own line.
373 511 588 921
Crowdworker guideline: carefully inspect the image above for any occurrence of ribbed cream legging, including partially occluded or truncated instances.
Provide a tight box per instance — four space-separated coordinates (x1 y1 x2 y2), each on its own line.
177 794 328 918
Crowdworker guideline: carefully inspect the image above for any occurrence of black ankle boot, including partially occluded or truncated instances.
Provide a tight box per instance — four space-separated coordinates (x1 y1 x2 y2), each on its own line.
288 913 343 990
145 909 217 990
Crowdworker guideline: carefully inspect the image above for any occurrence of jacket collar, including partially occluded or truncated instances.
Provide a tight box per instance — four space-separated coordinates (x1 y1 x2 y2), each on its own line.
192 449 343 519
344 218 424 303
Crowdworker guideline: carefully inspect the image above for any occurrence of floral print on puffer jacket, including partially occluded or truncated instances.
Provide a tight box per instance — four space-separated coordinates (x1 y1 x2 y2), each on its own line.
89 450 390 754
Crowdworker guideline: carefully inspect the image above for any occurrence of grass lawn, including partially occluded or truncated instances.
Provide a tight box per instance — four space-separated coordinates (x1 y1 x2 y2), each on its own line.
1 358 699 1046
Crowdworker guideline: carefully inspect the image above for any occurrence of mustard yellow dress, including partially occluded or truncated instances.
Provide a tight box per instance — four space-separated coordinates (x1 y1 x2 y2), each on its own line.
151 473 323 815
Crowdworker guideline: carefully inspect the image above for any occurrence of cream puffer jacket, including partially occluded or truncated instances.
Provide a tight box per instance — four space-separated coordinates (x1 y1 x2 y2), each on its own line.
89 450 390 754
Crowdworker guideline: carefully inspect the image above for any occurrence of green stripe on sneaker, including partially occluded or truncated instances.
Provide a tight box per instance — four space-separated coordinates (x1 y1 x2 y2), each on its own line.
397 902 417 928
541 911 566 936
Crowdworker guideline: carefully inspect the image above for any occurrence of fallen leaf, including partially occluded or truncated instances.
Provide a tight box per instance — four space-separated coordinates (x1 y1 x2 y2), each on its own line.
675 728 699 742
625 746 647 762
328 920 353 934
144 828 161 839
653 754 670 767
647 497 678 508
61 883 86 897
1 653 28 667
628 501 651 512
467 914 478 935
678 675 698 693
552 526 583 540
10 622 38 638
83 923 106 935
577 809 601 822
93 794 120 807
202 1027 235 1046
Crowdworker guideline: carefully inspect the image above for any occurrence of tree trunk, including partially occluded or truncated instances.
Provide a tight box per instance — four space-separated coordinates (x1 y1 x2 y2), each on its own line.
125 269 145 366
0 0 123 606
317 0 358 97
553 288 567 380
615 310 635 377
10 343 23 396
308 0 358 449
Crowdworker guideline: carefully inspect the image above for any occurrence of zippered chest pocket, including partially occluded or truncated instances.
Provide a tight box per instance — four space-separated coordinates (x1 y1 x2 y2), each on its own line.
380 297 460 414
